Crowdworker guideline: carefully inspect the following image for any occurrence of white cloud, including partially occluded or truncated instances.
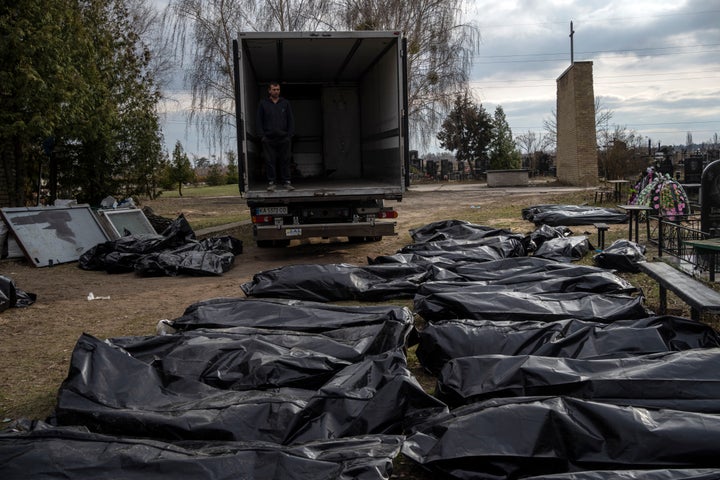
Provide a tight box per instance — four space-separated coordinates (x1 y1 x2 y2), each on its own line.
466 0 720 146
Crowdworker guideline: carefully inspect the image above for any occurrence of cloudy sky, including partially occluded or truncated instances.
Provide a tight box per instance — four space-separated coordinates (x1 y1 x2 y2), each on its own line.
466 0 720 150
158 0 720 158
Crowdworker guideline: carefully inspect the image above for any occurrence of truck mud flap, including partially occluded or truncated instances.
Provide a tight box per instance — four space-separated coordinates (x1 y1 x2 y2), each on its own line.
254 221 397 241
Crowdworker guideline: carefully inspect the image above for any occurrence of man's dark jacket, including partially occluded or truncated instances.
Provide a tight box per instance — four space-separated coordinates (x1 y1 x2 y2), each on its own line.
257 97 295 140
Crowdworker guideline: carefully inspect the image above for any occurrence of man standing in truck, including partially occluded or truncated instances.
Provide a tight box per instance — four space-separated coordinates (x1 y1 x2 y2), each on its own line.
257 81 295 191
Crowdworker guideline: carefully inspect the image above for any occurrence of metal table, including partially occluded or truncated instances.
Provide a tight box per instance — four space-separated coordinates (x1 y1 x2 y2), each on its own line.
617 204 654 244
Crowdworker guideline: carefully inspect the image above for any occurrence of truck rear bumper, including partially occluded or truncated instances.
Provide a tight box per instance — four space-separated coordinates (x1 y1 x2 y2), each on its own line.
254 221 397 241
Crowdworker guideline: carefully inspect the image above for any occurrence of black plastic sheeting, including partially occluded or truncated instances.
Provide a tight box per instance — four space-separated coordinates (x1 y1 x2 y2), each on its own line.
436 348 720 410
533 235 591 262
240 221 630 303
240 263 431 301
416 316 720 376
523 204 628 226
424 258 639 293
402 396 720 479
51 334 445 444
12 214 720 479
0 275 36 311
1 298 448 478
167 297 415 334
525 224 573 252
0 421 403 480
409 219 515 243
521 469 720 479
416 274 636 298
594 239 647 272
79 214 243 276
414 289 648 322
399 234 527 261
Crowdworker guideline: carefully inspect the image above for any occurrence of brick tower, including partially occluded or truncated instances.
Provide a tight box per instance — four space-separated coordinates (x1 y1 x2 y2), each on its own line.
556 61 597 186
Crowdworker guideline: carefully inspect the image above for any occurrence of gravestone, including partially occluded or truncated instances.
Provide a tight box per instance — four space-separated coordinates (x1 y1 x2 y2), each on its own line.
685 155 704 183
701 159 720 236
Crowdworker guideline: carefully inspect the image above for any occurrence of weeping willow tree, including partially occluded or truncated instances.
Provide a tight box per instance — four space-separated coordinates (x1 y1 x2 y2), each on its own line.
161 0 478 152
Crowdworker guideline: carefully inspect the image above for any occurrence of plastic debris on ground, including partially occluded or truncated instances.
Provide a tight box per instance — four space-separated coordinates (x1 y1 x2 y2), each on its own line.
79 214 243 276
533 235 591 262
593 238 647 272
0 275 36 312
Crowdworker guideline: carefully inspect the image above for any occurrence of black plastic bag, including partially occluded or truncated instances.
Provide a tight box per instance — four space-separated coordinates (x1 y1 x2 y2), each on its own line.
419 265 637 296
400 234 527 260
0 421 403 480
52 334 445 444
0 275 17 312
522 468 720 479
533 235 591 262
0 275 36 311
416 316 720 375
281 349 448 444
409 220 515 243
594 239 647 272
79 214 242 276
414 290 648 322
524 224 572 252
110 314 414 391
523 204 627 226
403 396 720 479
134 249 236 276
240 263 430 301
167 297 414 336
52 334 312 443
436 349 720 411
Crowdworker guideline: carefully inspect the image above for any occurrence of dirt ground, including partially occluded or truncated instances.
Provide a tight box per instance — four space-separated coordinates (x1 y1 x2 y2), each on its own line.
0 181 602 421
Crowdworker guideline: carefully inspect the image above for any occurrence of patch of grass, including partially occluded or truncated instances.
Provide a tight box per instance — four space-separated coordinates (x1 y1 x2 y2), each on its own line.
159 183 241 198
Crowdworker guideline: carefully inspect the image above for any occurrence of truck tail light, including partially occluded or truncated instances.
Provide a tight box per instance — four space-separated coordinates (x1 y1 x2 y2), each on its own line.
378 210 398 219
252 215 273 224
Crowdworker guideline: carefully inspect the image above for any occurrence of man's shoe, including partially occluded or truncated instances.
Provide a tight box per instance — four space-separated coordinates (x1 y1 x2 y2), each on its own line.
284 182 295 191
267 182 276 192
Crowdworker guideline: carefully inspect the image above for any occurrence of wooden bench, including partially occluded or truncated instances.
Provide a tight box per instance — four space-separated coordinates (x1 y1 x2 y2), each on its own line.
638 261 720 320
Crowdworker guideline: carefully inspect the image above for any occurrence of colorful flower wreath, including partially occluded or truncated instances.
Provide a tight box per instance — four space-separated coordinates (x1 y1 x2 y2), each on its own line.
632 168 691 220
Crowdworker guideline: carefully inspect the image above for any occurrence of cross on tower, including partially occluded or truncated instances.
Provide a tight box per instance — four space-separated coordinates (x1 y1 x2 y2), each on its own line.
569 21 575 64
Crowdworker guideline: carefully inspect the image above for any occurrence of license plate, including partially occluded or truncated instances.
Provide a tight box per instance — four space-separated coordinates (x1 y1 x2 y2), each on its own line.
256 206 288 215
285 228 302 237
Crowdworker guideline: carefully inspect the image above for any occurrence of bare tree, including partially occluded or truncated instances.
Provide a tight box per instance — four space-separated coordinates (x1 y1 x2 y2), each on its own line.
162 0 334 153
161 0 478 152
543 96 614 151
515 130 545 172
336 0 479 148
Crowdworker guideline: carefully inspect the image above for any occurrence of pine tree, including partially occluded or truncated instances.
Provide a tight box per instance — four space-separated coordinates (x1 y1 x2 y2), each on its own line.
489 106 521 170
436 92 493 172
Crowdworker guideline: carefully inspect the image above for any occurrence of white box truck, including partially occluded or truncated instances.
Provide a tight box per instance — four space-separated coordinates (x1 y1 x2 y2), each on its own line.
233 31 408 247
